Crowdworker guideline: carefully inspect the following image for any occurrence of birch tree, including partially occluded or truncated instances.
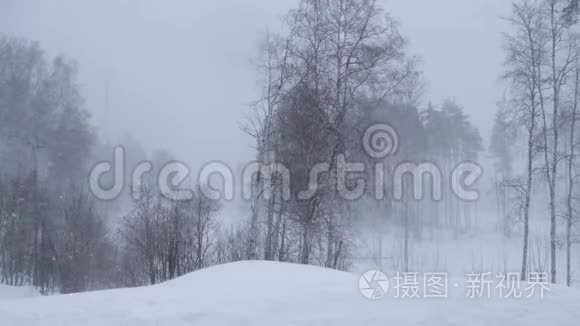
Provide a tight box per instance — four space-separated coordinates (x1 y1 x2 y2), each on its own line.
250 0 417 266
538 0 575 284
503 0 544 281
565 51 579 286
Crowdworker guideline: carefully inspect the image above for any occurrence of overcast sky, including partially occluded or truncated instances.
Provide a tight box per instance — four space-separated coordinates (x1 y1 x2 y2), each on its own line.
0 0 511 170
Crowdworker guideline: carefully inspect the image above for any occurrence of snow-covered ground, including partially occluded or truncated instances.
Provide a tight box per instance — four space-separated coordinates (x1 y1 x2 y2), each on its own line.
0 261 579 325
0 285 38 301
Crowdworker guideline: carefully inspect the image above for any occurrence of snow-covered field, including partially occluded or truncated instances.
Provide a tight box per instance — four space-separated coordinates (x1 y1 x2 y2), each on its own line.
0 285 38 301
0 261 579 326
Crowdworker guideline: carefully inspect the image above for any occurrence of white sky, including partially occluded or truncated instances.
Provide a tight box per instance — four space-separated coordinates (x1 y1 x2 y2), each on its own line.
0 0 512 170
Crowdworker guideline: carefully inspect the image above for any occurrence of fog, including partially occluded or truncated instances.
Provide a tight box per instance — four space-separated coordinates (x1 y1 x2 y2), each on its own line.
0 0 510 169
1 1 579 323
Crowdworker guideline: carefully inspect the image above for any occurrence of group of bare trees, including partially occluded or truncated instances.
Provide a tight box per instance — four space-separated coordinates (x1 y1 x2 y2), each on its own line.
0 35 250 292
242 0 484 272
117 184 221 286
243 0 416 269
498 0 580 286
0 34 234 292
0 36 113 293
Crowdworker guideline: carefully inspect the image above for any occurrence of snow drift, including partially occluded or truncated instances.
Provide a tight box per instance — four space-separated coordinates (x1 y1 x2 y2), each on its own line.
0 261 579 325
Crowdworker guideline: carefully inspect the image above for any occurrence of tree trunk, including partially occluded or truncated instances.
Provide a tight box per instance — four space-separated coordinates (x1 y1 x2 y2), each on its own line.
566 62 579 287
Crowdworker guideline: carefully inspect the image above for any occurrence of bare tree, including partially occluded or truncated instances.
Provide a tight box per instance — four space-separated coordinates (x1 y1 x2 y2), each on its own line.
538 0 576 284
565 44 579 287
248 0 416 267
503 0 545 281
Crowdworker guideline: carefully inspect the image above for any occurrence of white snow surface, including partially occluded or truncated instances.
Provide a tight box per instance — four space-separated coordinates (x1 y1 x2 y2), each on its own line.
0 261 579 325
0 285 38 301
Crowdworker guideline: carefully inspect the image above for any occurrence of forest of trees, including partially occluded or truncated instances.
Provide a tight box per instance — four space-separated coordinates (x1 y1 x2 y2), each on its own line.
495 0 580 286
0 0 578 295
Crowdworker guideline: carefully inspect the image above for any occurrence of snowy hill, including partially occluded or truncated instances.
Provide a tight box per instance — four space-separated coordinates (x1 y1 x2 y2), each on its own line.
0 261 579 326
